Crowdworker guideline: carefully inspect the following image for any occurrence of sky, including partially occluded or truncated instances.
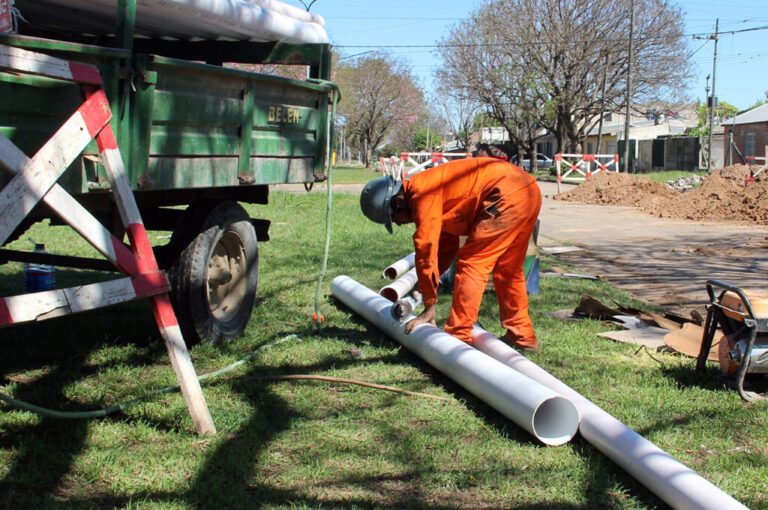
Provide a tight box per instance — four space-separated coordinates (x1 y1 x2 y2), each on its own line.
283 0 768 112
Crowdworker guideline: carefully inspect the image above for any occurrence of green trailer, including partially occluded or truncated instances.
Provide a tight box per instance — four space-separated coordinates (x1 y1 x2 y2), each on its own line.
0 8 337 344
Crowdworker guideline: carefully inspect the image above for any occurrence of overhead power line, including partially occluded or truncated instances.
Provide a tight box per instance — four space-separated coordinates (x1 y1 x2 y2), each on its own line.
335 25 768 49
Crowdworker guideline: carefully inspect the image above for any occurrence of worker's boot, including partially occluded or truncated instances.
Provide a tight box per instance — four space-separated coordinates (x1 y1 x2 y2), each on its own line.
503 332 539 352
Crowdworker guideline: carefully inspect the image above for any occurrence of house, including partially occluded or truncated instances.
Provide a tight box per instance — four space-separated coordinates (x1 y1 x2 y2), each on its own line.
722 103 768 163
583 108 697 154
580 107 699 170
468 127 510 146
535 131 558 159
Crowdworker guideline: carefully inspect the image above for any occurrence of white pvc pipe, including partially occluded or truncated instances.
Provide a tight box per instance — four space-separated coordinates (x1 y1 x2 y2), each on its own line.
382 252 415 279
245 0 325 26
470 326 748 510
24 0 329 43
379 268 418 302
331 276 579 446
392 292 423 320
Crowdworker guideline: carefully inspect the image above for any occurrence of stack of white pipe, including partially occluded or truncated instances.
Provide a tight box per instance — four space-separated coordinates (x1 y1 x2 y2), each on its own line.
379 268 418 302
332 275 579 446
469 326 748 510
382 252 415 279
22 0 328 43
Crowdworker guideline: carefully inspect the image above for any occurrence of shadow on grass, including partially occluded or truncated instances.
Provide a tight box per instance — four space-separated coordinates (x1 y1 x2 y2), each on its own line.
0 300 174 507
0 312 150 507
660 361 768 397
0 301 729 509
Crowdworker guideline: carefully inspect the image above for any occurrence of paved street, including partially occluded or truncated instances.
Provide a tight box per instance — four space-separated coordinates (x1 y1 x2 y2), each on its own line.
536 181 768 314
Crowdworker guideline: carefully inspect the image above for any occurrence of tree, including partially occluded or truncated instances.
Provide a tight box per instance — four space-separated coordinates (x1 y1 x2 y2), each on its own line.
436 15 547 165
436 0 692 155
227 62 308 81
334 52 424 168
688 99 738 136
433 83 481 152
745 93 768 111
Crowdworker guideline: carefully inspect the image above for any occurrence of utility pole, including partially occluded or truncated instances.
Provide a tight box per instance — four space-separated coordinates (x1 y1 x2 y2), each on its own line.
704 75 710 167
623 0 635 173
596 51 609 155
706 18 719 171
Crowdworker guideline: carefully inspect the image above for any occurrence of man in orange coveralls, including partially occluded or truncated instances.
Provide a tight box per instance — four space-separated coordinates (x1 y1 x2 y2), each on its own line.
360 145 542 350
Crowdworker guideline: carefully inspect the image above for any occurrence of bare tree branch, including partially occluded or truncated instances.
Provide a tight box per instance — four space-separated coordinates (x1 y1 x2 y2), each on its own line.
436 0 692 155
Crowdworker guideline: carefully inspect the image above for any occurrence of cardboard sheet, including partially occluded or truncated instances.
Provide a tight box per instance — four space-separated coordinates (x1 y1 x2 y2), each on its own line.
663 323 720 361
598 327 669 349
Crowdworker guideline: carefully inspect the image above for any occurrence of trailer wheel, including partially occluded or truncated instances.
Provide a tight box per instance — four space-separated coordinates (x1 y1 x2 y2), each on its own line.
169 201 258 345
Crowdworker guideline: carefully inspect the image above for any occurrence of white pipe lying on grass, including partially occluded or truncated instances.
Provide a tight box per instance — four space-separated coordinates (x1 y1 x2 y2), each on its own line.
382 252 415 279
470 326 748 510
331 275 579 446
379 268 418 302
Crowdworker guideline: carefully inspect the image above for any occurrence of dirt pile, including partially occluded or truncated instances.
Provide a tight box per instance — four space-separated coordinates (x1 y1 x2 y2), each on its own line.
555 165 768 225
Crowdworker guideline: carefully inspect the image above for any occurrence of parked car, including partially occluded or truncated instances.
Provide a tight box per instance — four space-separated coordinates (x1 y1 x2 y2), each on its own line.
511 153 553 170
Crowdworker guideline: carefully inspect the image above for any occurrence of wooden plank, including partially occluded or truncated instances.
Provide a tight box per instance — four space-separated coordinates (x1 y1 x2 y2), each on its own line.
0 91 111 245
0 131 138 275
96 124 144 229
153 296 217 436
94 115 216 436
0 54 216 435
0 273 169 326
0 43 102 85
0 249 117 271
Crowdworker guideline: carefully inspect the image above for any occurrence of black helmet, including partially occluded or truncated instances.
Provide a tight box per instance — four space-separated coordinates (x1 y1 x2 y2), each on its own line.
360 175 403 234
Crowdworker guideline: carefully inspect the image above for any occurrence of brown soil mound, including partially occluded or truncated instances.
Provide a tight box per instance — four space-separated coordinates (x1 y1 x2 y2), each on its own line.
555 165 768 225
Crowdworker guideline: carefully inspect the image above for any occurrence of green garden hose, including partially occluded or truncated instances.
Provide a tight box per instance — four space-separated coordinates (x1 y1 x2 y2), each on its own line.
310 82 340 330
0 334 299 419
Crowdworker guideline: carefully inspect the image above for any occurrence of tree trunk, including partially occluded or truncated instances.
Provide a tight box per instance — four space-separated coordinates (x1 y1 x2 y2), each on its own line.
363 138 371 169
527 141 537 172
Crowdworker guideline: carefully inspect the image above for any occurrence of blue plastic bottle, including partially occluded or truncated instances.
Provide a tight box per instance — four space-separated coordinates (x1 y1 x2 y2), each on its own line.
24 243 55 292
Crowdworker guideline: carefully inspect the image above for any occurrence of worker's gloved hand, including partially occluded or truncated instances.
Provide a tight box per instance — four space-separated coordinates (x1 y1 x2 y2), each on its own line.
404 304 436 334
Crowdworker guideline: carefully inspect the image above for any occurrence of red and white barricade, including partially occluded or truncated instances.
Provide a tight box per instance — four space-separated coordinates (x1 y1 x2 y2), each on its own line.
0 0 12 33
592 153 619 174
379 156 403 180
0 45 216 435
745 156 768 184
395 151 471 179
555 153 619 192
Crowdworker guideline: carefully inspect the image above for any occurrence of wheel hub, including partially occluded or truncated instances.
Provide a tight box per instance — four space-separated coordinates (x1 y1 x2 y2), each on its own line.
207 231 248 322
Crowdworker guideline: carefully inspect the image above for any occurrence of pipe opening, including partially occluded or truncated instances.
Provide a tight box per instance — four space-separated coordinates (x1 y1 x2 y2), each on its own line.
532 396 580 446
379 288 399 302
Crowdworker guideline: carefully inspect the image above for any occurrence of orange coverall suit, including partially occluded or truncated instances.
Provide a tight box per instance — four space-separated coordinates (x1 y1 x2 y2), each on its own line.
402 156 542 346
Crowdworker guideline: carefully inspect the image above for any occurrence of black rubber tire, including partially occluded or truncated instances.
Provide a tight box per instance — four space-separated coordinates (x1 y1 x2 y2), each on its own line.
168 201 258 345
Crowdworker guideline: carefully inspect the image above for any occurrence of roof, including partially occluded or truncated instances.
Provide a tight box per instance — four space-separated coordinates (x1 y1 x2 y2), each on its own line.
722 103 768 125
585 116 695 137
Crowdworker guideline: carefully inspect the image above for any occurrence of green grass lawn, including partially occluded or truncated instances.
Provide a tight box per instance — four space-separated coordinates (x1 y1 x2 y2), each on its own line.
0 188 764 509
328 164 381 185
639 170 707 183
